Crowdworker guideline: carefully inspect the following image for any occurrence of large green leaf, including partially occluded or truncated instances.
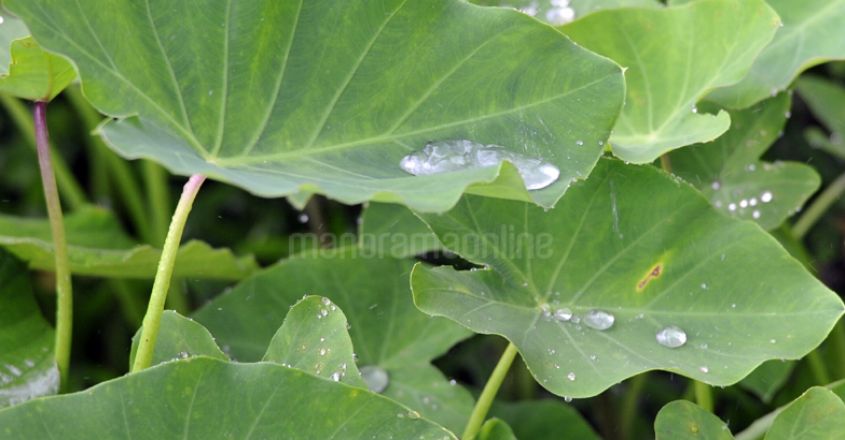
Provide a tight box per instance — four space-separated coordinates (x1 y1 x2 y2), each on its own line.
765 387 845 440
359 202 443 258
0 36 74 101
263 295 365 388
471 0 661 25
9 0 625 212
797 75 845 160
561 0 779 163
0 207 257 280
669 94 820 230
129 310 228 368
0 249 58 408
194 250 474 433
491 399 600 440
705 0 845 109
654 400 733 440
411 159 843 397
0 357 456 439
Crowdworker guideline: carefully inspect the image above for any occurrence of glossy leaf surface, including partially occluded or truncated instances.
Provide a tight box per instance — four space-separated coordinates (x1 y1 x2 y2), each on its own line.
562 0 779 163
669 94 820 230
654 400 733 440
9 0 624 212
0 207 257 280
412 159 843 397
0 249 58 408
194 250 473 432
0 357 456 439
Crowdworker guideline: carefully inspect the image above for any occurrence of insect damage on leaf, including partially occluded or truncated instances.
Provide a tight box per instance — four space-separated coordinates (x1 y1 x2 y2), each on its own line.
637 262 664 292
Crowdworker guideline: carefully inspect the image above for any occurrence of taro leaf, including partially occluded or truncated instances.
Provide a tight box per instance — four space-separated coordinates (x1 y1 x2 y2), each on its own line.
193 250 474 433
797 75 845 161
0 36 74 101
739 360 794 404
0 249 58 408
0 14 29 71
263 295 365 388
471 0 661 25
561 0 779 163
0 207 257 280
765 387 845 440
128 310 227 368
359 202 442 258
705 0 845 109
478 418 517 440
411 159 844 397
491 399 600 440
0 357 456 439
669 94 820 230
9 0 624 212
654 400 733 440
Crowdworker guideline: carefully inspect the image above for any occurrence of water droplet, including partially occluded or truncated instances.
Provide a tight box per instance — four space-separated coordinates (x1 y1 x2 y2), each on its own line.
728 203 737 212
583 310 615 330
711 181 721 190
770 339 777 344
330 372 341 381
752 210 761 219
298 213 309 223
0 16 5 25
360 365 389 393
700 283 708 290
320 309 329 317
656 325 687 348
575 140 584 146
449 379 457 386
319 348 327 356
545 6 576 25
589 354 597 361
553 308 573 322
739 199 748 208
321 297 332 306
564 396 573 402
567 372 576 381
399 140 560 190
691 105 698 113
699 366 709 373
761 191 773 203
749 197 758 206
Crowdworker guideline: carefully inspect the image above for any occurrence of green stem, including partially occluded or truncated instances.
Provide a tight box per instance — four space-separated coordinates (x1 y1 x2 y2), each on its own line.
143 161 171 246
33 101 73 388
619 374 647 440
793 172 845 239
64 86 154 242
659 155 672 173
1 94 86 210
806 350 831 385
694 381 714 412
131 174 205 373
462 342 519 440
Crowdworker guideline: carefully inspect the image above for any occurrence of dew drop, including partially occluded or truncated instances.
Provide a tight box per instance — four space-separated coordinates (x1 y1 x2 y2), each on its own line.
553 308 573 322
656 325 687 348
711 181 721 190
583 310 615 330
360 365 390 393
761 191 773 203
699 366 709 373
319 348 327 356
330 372 341 382
575 140 584 146
564 396 573 403
752 210 761 219
567 372 576 381
399 140 560 190
298 213 309 223
728 203 737 212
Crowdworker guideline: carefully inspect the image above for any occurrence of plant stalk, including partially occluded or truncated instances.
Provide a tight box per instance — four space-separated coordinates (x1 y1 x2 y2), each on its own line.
1 94 86 210
33 101 73 388
131 174 205 373
793 172 845 239
462 342 519 440
619 374 647 439
694 381 714 412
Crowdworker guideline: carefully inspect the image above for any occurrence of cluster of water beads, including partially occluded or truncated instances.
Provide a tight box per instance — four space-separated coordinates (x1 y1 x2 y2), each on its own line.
712 187 774 220
399 140 560 190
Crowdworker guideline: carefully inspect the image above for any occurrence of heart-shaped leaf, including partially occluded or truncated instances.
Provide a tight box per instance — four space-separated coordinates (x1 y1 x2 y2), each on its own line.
0 357 456 439
491 399 600 439
704 0 845 109
765 387 845 440
654 401 733 440
129 310 227 368
472 0 661 25
561 0 779 163
797 75 845 161
669 94 820 230
411 159 843 397
9 0 625 212
194 249 474 432
263 295 365 388
0 249 58 408
0 207 257 280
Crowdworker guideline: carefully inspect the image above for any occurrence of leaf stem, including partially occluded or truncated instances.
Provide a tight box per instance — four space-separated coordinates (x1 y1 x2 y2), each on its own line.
131 174 205 373
619 374 647 439
793 172 845 239
1 94 86 210
142 161 172 246
462 342 518 440
33 101 73 388
694 381 714 412
659 155 672 173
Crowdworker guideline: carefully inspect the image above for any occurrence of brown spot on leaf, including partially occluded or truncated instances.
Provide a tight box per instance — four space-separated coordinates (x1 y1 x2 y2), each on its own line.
637 263 663 292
